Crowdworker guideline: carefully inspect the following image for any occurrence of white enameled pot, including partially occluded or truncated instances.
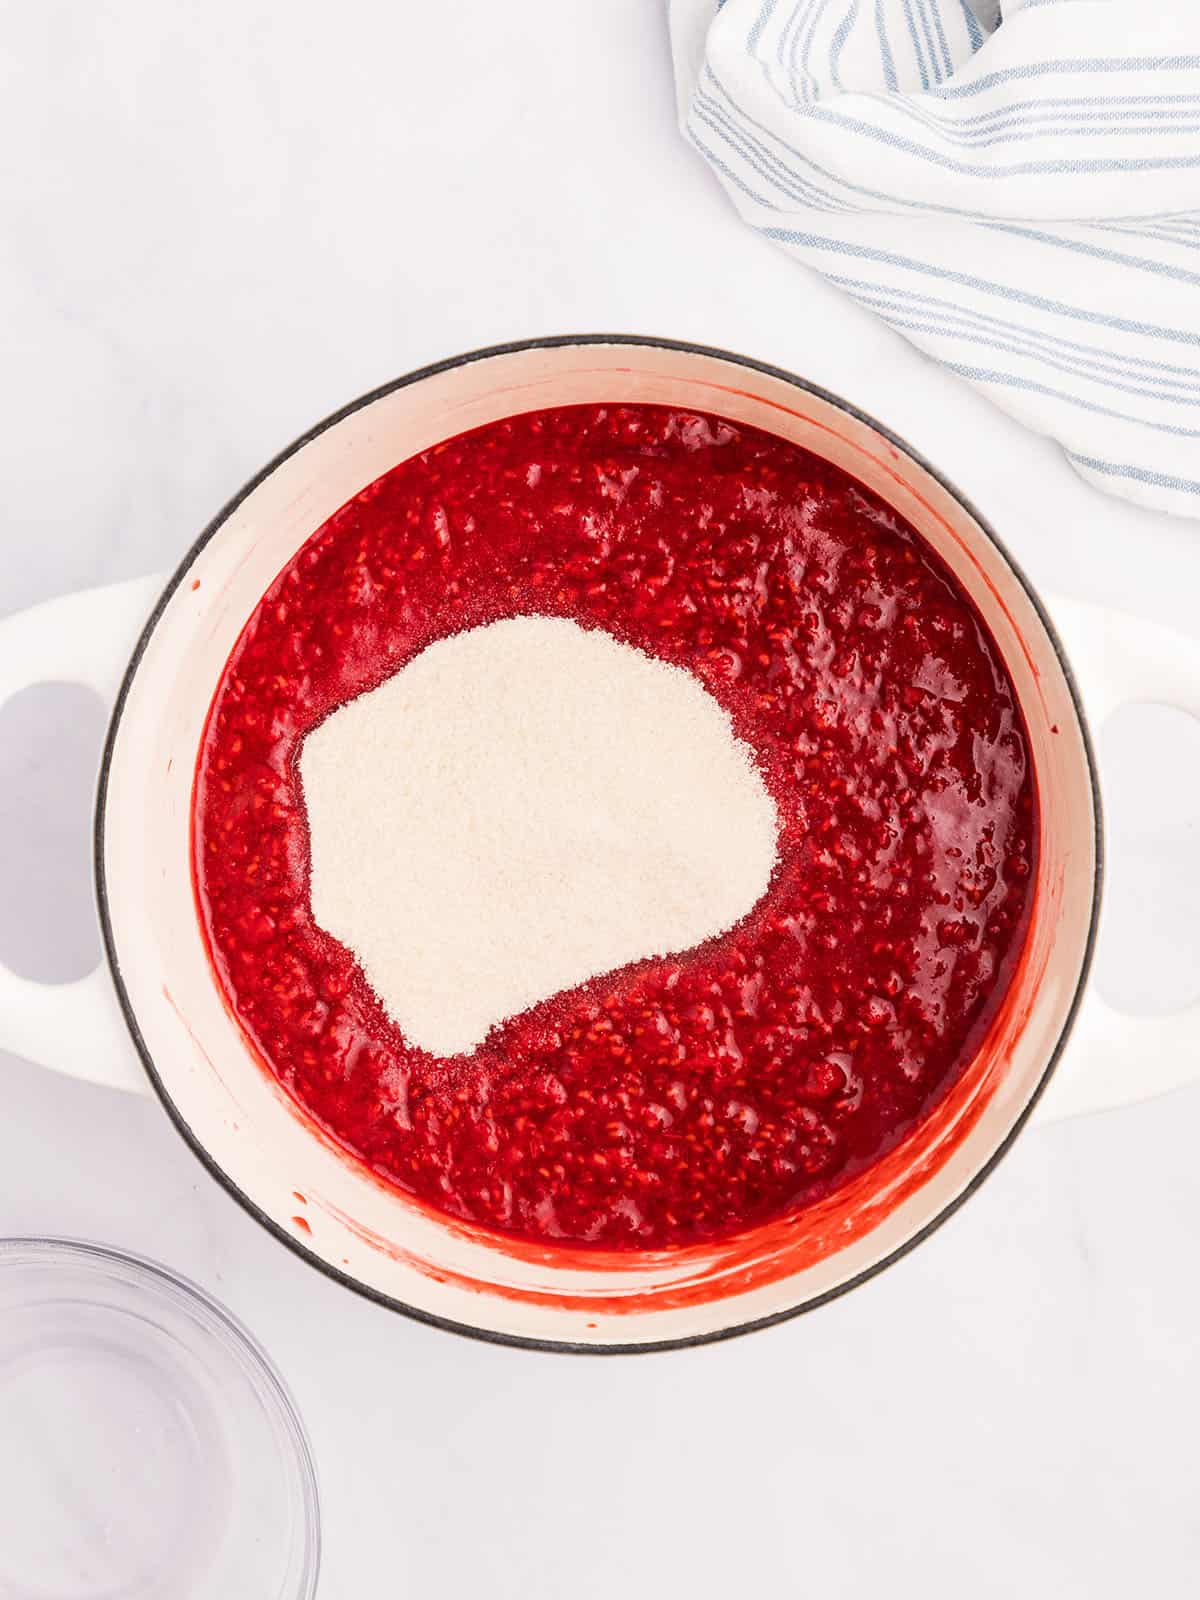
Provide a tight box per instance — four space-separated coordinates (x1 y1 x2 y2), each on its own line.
3 338 1199 1352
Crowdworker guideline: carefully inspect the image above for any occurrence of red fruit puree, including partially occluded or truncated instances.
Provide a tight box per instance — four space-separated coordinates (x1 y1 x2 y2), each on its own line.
193 405 1036 1249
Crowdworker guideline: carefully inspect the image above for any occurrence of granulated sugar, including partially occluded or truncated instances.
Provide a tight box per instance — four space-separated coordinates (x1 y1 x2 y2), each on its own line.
300 615 779 1057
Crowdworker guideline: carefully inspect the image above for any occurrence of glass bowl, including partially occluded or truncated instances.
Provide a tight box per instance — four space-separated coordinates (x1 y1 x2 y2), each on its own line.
0 1238 320 1599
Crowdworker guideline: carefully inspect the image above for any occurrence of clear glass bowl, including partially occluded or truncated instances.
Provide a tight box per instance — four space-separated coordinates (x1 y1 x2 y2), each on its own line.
0 1238 320 1599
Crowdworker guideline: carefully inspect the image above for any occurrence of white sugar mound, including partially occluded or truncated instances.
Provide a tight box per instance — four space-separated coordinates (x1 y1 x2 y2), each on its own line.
300 616 779 1057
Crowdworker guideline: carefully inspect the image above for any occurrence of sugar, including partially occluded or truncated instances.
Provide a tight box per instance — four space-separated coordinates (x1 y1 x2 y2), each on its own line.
300 615 779 1057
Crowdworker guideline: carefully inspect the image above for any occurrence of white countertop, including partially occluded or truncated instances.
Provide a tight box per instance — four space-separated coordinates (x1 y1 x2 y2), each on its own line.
3 4 1198 1594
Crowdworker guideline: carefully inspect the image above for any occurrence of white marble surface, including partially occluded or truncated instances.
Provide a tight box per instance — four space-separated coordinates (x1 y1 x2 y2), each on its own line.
2 4 1199 1595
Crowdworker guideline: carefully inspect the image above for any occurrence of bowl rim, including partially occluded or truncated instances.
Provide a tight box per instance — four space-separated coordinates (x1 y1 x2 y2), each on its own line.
93 333 1104 1355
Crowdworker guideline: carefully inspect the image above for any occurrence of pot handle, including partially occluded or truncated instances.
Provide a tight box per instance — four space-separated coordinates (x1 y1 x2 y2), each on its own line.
0 576 166 1094
1033 595 1200 1123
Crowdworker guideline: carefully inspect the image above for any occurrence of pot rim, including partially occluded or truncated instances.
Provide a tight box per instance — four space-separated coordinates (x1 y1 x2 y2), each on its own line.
93 333 1105 1355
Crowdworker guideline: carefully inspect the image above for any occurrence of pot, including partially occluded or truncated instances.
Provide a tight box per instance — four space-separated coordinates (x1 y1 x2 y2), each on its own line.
3 337 1198 1352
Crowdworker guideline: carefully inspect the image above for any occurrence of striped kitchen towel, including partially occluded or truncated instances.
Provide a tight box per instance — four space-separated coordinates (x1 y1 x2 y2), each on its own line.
670 0 1200 516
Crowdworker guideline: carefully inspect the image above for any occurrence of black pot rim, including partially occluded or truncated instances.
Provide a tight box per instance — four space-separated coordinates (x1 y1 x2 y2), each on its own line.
93 333 1104 1356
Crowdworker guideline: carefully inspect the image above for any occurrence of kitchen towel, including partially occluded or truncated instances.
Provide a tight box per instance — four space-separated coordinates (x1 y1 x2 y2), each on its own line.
671 0 1200 516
